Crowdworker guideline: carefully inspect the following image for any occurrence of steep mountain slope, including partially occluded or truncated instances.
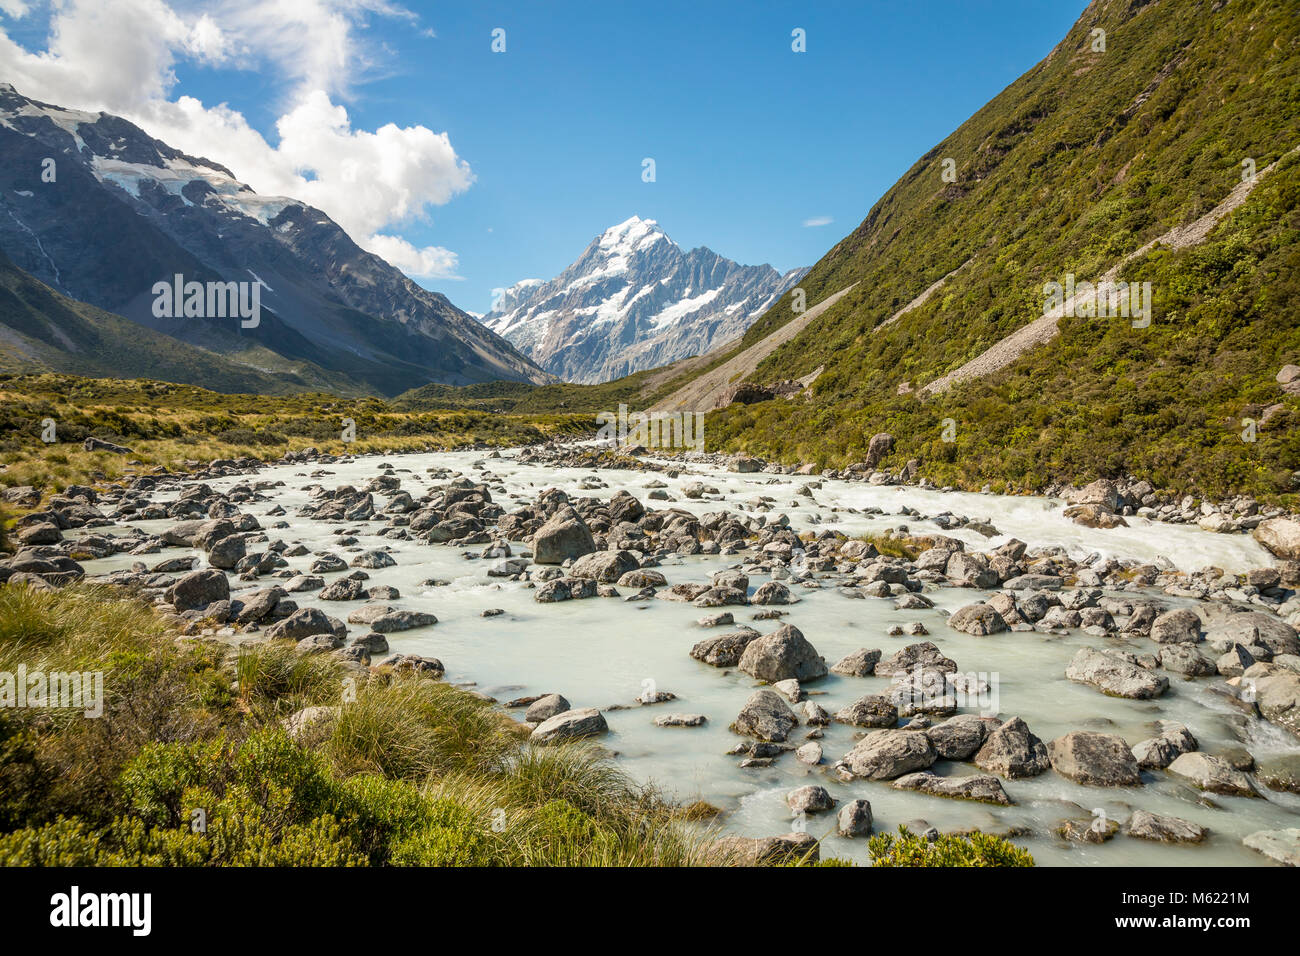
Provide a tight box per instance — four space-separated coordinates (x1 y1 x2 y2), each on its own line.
651 0 1300 501
482 217 805 383
0 248 366 394
0 84 551 395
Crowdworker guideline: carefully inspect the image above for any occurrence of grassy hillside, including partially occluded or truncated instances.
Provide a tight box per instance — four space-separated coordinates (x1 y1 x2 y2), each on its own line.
661 0 1300 502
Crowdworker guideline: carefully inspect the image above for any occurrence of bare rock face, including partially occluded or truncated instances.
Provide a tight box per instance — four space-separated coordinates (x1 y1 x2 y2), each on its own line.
1063 503 1129 529
892 771 1013 805
1066 646 1169 699
1066 478 1121 511
738 623 827 683
875 642 957 677
786 785 836 814
1247 663 1300 739
165 568 230 611
1158 643 1216 676
831 648 882 677
838 729 937 780
569 549 639 583
266 607 346 642
1243 828 1300 866
1203 608 1300 658
833 694 898 728
1048 731 1142 786
1125 810 1207 844
863 433 894 469
530 707 608 745
974 716 1050 779
1149 608 1202 644
1167 752 1257 797
837 799 873 837
926 714 1000 760
947 602 1008 635
532 507 597 564
524 693 571 723
17 522 62 546
1255 517 1300 560
344 604 437 633
1131 722 1198 770
730 690 798 742
752 581 799 605
690 627 760 667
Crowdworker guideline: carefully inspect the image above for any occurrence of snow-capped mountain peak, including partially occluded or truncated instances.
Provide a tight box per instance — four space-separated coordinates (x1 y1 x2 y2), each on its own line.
597 215 671 253
481 218 806 383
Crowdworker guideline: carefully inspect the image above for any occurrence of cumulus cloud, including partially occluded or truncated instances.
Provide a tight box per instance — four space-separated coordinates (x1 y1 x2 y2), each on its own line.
367 234 460 281
802 216 833 227
0 0 468 279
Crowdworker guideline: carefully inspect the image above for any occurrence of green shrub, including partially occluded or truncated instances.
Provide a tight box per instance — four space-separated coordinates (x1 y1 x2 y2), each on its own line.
867 827 1035 867
118 738 228 828
388 800 497 866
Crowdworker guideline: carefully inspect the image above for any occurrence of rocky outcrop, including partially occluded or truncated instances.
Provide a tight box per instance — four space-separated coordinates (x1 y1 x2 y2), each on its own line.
1048 732 1142 786
737 624 827 683
892 772 1012 805
1255 517 1300 560
838 729 937 780
1066 647 1169 699
532 508 597 564
731 690 798 742
530 707 609 744
974 717 1050 778
1167 752 1257 797
1125 810 1207 843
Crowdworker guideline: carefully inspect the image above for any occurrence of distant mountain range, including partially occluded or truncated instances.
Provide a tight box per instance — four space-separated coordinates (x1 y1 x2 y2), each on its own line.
0 83 551 395
481 216 806 383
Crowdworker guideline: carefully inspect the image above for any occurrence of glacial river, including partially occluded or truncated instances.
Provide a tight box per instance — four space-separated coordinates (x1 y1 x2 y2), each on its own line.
83 448 1299 866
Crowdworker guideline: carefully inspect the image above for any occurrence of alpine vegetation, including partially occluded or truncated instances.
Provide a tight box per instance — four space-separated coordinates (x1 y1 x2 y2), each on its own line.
1043 274 1153 329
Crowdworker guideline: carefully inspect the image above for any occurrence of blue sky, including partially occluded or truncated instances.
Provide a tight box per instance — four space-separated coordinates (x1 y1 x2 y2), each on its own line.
1 0 1088 314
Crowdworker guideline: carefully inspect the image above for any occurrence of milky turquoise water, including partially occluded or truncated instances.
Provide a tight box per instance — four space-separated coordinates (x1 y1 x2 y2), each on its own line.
82 449 1298 866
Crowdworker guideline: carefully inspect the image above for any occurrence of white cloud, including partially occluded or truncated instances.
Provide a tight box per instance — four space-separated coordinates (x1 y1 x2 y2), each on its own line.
367 234 460 280
0 1 31 19
802 216 833 227
0 0 467 278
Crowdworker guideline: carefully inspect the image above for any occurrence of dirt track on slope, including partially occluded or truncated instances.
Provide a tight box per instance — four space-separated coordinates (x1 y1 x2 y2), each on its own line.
922 144 1298 395
651 284 857 412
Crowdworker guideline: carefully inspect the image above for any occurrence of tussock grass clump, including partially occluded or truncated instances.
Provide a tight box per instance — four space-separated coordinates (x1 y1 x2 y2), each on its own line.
0 583 744 867
325 675 516 781
235 640 348 718
854 532 921 561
